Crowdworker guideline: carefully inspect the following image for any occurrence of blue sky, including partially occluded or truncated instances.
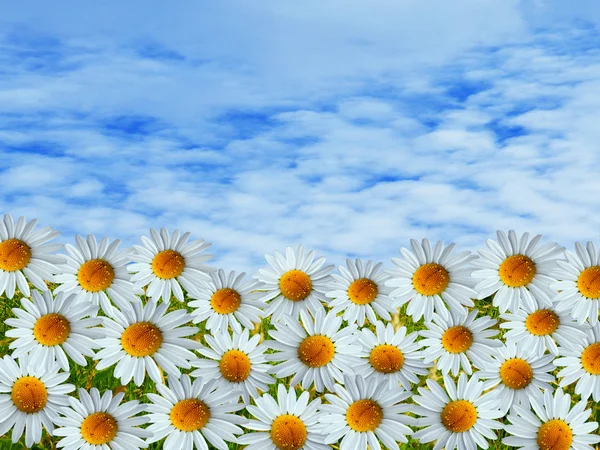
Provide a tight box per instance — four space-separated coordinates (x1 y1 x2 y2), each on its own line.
1 0 600 275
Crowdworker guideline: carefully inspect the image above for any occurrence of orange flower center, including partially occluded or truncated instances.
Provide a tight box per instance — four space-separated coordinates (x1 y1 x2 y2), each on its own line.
500 358 534 389
441 326 473 354
81 412 119 445
219 350 252 382
152 249 185 279
537 420 573 450
525 309 560 336
0 238 31 272
170 399 211 431
347 278 379 305
412 263 450 296
279 270 312 301
11 376 47 413
577 266 600 299
581 342 600 375
498 254 536 287
441 400 477 433
297 335 335 368
210 288 242 314
121 322 163 357
33 313 71 346
270 414 307 450
77 259 115 292
369 344 404 373
346 399 383 432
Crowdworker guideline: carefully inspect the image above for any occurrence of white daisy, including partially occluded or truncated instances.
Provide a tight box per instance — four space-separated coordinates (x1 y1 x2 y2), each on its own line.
239 384 328 450
145 374 245 450
0 214 65 298
554 323 600 402
325 258 396 326
551 241 600 326
472 230 564 314
500 298 588 357
127 228 216 303
477 342 555 415
53 387 151 449
0 354 74 448
190 328 275 405
412 373 503 450
187 268 266 334
94 297 200 386
5 290 105 371
502 388 600 450
419 308 502 376
265 304 361 393
53 235 137 315
319 375 414 450
253 244 334 322
355 320 430 390
384 238 477 323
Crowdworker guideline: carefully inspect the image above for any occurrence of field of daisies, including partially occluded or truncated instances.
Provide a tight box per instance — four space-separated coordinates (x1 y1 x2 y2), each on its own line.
1 214 600 450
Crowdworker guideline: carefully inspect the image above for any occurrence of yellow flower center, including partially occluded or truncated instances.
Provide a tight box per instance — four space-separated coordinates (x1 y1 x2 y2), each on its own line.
121 322 163 357
412 263 450 296
500 358 534 389
151 249 185 279
0 238 31 272
581 342 600 375
270 414 307 450
537 420 573 450
279 269 312 301
210 288 242 314
347 278 379 305
441 326 473 354
369 344 404 373
219 350 252 382
577 266 600 299
11 376 47 413
346 399 383 432
77 259 115 292
170 399 211 432
498 254 536 288
525 309 560 336
297 335 335 368
81 412 119 445
33 313 71 346
441 400 477 433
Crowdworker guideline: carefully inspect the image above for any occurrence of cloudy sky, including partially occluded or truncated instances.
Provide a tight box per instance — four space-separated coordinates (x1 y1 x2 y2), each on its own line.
1 0 599 275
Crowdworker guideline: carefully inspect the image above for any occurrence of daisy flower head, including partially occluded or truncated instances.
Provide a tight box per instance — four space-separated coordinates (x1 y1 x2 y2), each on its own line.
412 373 503 450
319 375 414 450
0 214 65 298
5 290 104 372
145 374 245 450
0 354 74 448
384 238 478 323
419 308 502 376
551 240 600 326
253 244 334 322
472 230 564 314
265 304 361 393
53 235 137 315
477 342 556 415
127 227 217 303
325 258 396 326
190 327 274 405
355 320 430 390
94 297 200 386
239 384 327 450
187 268 266 334
502 388 600 450
53 387 151 449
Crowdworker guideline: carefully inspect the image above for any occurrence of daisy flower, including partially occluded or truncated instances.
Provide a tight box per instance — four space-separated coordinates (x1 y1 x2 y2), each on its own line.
187 268 266 334
384 238 477 323
253 244 334 322
265 304 361 393
190 328 274 405
477 342 555 415
0 354 74 448
239 384 327 450
551 241 600 325
94 297 200 386
412 373 503 450
319 375 414 450
502 388 600 450
145 374 245 450
53 387 151 449
127 228 216 303
554 323 600 402
471 230 564 314
419 308 502 376
53 235 137 315
325 258 396 326
0 214 65 299
5 290 104 371
355 320 430 390
500 298 588 357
